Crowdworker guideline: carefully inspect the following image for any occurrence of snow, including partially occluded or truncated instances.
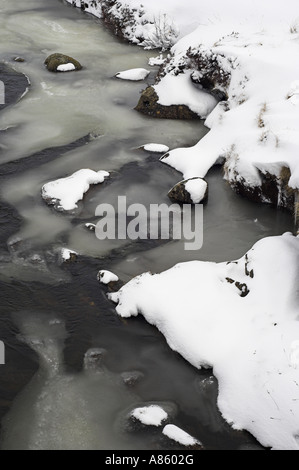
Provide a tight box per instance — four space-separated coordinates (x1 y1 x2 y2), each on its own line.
85 223 96 231
65 0 299 450
148 55 166 66
65 0 103 20
162 424 200 446
154 72 217 118
57 63 76 72
143 143 169 153
42 169 109 211
152 2 299 192
131 405 168 426
97 270 119 285
160 32 299 190
61 248 77 261
115 68 150 81
110 233 299 450
184 178 207 204
68 0 299 193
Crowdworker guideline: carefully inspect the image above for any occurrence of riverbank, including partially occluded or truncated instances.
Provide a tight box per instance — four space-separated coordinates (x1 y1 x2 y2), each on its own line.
66 0 299 450
0 0 281 449
66 0 299 229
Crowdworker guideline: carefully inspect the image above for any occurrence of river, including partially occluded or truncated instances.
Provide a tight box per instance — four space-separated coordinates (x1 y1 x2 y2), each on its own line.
0 0 293 450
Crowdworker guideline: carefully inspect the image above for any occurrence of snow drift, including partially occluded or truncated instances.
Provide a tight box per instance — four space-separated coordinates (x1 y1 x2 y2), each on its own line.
110 233 299 450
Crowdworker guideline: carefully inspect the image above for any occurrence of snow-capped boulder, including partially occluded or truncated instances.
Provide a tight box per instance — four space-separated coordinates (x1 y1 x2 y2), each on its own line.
168 177 208 204
45 53 82 72
162 424 202 447
141 143 170 153
97 269 122 292
135 86 201 120
61 248 78 263
42 169 109 212
115 68 150 81
136 71 217 120
131 405 168 427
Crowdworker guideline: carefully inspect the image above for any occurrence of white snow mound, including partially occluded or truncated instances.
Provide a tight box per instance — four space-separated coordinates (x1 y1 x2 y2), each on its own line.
131 405 168 426
57 63 76 72
162 424 200 446
143 143 170 153
110 233 299 450
42 169 109 211
185 178 207 203
154 72 217 118
98 270 119 285
61 248 77 261
116 68 150 81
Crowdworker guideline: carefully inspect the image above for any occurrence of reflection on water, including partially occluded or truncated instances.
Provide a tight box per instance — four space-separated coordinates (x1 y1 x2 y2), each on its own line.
0 0 289 450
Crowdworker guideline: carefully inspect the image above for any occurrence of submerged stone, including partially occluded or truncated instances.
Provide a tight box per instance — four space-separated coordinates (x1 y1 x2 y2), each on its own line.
83 348 107 371
121 371 144 387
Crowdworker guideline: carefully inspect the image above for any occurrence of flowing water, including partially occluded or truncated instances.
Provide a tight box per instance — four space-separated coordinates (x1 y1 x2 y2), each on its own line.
0 0 293 450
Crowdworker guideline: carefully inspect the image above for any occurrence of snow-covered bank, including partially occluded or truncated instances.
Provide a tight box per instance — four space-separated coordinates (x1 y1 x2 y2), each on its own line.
61 248 78 262
142 143 169 153
67 0 299 223
159 30 299 217
65 0 179 49
65 0 299 448
110 233 299 450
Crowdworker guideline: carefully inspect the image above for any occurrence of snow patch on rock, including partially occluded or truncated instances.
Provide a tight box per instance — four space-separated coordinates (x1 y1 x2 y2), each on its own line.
115 68 150 81
42 169 109 211
143 143 169 153
57 63 76 72
184 178 208 204
61 248 77 262
154 72 217 118
97 270 119 285
162 424 200 446
131 405 168 426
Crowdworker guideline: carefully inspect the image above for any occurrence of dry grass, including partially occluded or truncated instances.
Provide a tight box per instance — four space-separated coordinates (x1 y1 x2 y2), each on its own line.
257 102 267 128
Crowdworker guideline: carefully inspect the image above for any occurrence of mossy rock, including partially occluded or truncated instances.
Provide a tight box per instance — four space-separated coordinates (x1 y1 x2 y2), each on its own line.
44 53 82 72
135 86 200 120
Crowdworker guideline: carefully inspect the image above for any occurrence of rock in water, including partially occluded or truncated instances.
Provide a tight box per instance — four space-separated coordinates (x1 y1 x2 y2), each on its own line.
121 371 144 388
13 57 25 63
61 248 78 263
135 86 200 119
168 177 208 204
84 348 107 371
45 53 82 73
97 269 123 292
